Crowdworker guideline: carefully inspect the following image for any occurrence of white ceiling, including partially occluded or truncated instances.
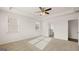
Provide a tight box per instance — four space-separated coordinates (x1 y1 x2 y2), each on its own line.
0 7 79 20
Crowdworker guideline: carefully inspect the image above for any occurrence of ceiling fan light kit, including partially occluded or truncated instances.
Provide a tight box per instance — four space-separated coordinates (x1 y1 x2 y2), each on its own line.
40 12 46 15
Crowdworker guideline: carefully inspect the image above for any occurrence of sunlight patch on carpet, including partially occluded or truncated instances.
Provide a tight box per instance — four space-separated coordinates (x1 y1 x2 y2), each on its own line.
28 37 51 50
28 36 44 45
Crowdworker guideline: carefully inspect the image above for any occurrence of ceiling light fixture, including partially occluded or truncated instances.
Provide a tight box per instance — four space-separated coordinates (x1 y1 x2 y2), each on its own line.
40 12 46 15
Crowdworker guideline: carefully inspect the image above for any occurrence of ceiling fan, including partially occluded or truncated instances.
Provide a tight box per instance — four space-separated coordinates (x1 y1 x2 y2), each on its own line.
38 7 52 15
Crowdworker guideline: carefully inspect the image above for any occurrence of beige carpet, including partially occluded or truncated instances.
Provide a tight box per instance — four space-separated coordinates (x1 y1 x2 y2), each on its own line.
0 36 79 51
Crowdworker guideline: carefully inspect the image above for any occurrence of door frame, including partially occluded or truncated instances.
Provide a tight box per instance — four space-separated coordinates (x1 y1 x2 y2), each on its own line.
68 19 78 42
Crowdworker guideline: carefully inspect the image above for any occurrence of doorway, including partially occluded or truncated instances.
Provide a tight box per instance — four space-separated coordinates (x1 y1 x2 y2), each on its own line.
68 19 78 42
48 24 54 38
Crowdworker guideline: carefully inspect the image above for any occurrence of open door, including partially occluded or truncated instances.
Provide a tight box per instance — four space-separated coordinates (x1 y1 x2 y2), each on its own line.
68 20 78 42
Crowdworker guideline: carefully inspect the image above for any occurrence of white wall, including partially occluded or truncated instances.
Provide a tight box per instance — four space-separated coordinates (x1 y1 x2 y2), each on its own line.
41 13 78 40
41 17 68 40
0 10 41 45
41 21 49 37
68 20 78 39
51 19 68 40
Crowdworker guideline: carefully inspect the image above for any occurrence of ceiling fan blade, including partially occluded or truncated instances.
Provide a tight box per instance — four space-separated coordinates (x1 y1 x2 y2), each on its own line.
9 7 13 10
39 7 44 12
45 8 52 11
45 12 49 14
